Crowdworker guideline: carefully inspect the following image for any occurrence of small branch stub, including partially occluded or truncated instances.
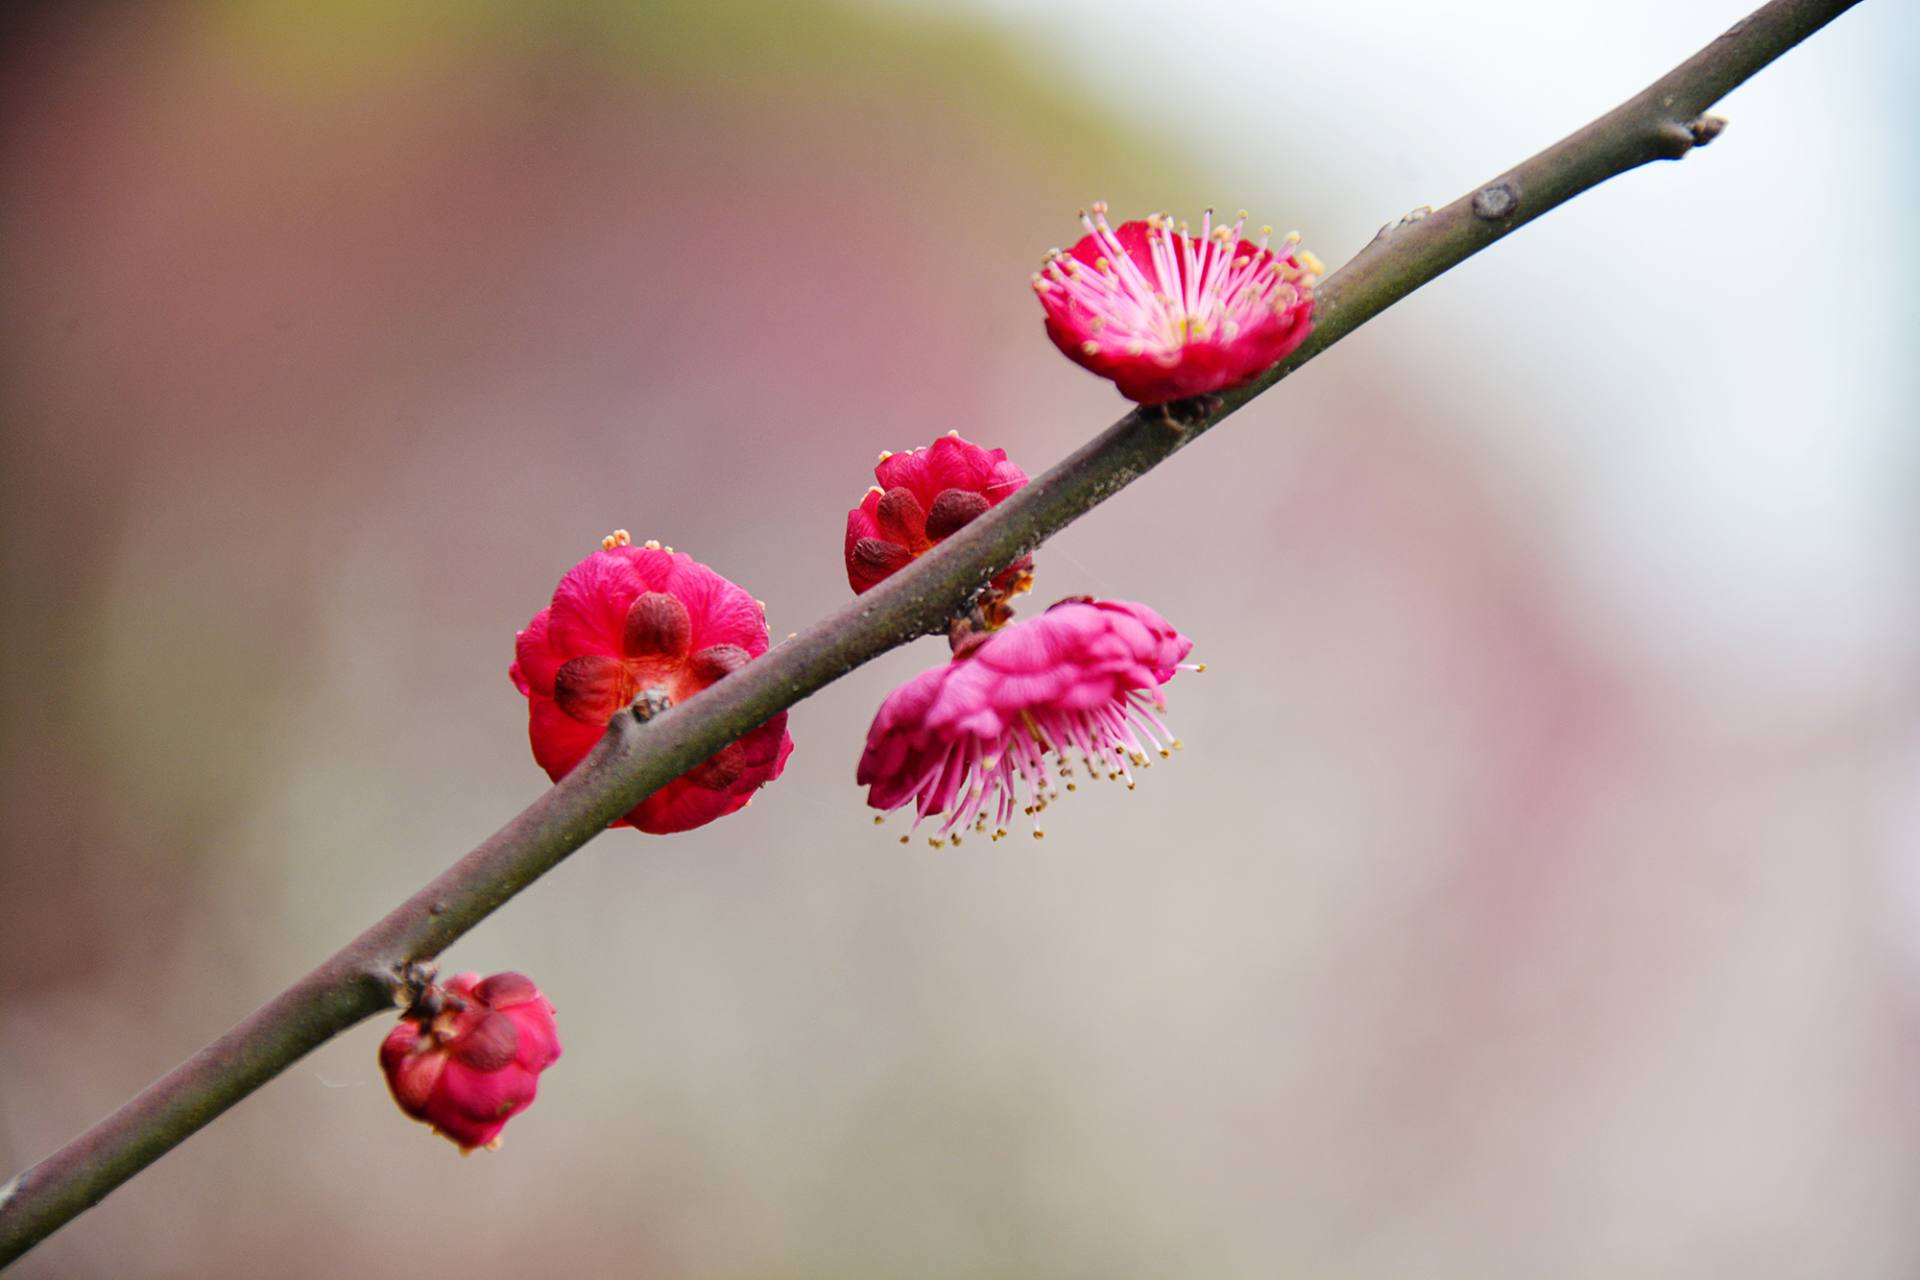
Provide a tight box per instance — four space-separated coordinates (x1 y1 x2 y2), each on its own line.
388 961 438 1009
1656 112 1730 159
1688 113 1729 146
630 688 673 723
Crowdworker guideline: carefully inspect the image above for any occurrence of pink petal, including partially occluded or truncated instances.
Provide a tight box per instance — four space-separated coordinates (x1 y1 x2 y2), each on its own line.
547 551 647 658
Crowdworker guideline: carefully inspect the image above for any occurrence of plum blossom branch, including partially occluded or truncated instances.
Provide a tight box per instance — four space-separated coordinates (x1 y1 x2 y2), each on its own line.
0 0 1865 1265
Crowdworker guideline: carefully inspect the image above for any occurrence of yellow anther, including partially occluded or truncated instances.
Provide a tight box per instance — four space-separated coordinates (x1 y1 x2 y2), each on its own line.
643 538 662 550
1081 340 1100 356
1032 830 1045 840
600 528 632 550
1297 249 1326 276
877 450 892 463
1091 200 1108 214
873 815 884 825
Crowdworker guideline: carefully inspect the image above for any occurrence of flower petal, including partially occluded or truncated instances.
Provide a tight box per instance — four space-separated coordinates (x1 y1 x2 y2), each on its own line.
528 695 606 781
547 551 647 658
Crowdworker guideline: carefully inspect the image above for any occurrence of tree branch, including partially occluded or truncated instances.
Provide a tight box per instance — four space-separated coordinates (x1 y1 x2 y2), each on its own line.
0 0 1864 1265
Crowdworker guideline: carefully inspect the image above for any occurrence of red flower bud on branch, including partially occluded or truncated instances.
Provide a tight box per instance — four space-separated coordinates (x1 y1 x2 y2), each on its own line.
511 535 794 833
379 971 561 1152
844 433 1031 596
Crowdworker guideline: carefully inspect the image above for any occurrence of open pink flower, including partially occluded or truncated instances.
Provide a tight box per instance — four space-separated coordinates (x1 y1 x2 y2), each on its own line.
844 432 1030 595
380 971 561 1151
857 599 1197 841
510 535 793 834
1034 203 1320 404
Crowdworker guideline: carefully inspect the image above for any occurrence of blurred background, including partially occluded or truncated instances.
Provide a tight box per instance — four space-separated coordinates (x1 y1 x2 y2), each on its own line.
2 0 1916 1275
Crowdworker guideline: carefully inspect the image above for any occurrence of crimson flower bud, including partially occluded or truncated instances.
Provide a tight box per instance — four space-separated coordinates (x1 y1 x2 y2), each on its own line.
844 432 1030 595
379 971 561 1151
510 533 794 834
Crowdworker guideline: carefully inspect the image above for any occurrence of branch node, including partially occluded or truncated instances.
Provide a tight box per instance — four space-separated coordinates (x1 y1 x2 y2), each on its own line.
1153 394 1222 432
1471 181 1519 221
630 687 673 723
1688 113 1729 147
1654 114 1725 159
384 960 438 1009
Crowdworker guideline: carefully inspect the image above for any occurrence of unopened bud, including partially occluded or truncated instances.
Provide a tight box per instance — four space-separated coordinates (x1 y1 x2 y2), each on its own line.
379 971 561 1151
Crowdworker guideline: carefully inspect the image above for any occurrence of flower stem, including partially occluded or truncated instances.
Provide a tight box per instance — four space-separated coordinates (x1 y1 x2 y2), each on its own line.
0 0 1865 1264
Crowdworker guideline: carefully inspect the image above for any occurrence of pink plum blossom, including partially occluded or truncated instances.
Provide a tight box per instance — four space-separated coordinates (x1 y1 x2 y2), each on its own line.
1034 203 1319 404
857 599 1198 841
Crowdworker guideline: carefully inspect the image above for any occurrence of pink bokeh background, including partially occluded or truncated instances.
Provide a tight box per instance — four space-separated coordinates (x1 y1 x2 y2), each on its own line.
3 1 1917 1275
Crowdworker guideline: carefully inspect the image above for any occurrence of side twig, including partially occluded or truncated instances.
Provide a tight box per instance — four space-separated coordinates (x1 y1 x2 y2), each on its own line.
0 0 1864 1265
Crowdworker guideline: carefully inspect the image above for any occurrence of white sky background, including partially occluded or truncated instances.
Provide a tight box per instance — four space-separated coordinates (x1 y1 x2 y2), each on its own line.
917 0 1918 729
